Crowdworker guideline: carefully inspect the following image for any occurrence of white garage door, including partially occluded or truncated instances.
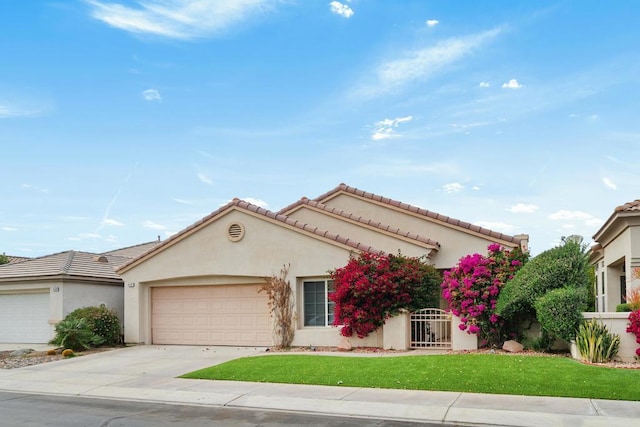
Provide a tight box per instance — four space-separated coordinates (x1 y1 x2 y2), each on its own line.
0 292 51 343
151 284 271 346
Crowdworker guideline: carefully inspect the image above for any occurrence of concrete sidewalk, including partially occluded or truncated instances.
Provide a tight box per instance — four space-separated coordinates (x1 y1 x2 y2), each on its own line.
0 345 639 426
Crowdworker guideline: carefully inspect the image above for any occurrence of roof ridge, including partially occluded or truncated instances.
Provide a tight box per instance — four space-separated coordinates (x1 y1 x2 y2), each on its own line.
300 198 441 248
313 183 523 244
61 251 75 273
101 240 160 255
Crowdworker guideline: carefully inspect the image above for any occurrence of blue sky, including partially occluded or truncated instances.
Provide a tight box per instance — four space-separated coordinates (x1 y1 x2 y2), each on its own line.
2 1 639 258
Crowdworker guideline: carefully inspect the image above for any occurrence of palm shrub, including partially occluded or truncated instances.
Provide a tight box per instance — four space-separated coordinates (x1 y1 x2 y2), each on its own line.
576 318 620 363
49 317 104 352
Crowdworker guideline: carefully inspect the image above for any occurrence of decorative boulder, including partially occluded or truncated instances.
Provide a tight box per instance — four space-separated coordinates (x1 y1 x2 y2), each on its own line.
337 337 353 352
502 340 524 353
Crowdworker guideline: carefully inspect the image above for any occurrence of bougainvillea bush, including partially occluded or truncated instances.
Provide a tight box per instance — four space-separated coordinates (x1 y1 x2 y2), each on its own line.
330 252 441 338
441 244 527 346
626 309 640 358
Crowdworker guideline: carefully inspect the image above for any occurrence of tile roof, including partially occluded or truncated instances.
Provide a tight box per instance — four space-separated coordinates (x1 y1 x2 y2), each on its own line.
310 183 525 245
593 199 640 241
117 198 386 274
2 255 31 264
0 241 160 282
279 197 441 249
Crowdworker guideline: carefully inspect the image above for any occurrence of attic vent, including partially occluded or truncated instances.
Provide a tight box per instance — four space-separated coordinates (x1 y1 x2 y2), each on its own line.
92 256 108 263
227 222 245 242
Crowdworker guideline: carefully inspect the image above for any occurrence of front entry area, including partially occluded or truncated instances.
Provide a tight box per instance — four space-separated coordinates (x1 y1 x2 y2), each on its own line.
151 284 271 346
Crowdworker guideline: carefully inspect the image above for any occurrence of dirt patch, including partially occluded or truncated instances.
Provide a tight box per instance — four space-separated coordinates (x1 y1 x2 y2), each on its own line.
0 347 120 370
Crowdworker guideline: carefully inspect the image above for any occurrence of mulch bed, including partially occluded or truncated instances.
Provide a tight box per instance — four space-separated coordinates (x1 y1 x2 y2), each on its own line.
0 347 119 369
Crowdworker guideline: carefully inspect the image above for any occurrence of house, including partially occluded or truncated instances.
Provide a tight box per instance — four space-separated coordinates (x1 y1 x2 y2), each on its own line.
118 184 528 348
0 241 159 344
590 199 640 312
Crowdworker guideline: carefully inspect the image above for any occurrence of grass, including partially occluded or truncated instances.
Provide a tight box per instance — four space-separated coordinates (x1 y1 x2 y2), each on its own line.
181 353 640 401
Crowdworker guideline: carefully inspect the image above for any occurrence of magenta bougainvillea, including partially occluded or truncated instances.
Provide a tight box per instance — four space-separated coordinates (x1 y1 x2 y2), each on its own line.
330 252 441 338
626 310 640 357
441 243 527 346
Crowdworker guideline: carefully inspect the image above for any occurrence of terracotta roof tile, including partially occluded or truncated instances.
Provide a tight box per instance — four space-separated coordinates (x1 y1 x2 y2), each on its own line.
279 198 441 249
2 255 31 264
118 199 386 274
309 183 524 244
593 199 640 241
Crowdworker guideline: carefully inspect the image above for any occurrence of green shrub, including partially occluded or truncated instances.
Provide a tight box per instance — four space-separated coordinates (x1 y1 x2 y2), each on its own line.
576 318 620 363
49 317 104 351
66 305 121 346
534 287 586 342
496 239 591 350
616 303 632 312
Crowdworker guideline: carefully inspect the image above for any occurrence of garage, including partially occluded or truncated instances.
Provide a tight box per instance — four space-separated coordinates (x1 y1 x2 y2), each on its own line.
151 284 271 346
0 291 51 343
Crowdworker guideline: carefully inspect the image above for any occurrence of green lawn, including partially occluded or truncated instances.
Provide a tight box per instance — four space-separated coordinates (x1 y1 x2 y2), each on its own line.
182 353 640 401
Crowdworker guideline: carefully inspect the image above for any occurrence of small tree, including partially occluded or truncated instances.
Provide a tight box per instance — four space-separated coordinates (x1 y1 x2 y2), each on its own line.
260 264 295 348
330 252 441 338
496 238 591 349
0 254 9 265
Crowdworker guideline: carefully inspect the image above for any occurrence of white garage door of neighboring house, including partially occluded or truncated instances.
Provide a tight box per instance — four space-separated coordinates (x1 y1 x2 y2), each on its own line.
0 292 51 343
151 285 271 346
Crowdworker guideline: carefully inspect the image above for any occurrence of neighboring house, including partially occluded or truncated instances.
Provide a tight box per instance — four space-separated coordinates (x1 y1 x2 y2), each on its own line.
590 199 640 312
0 241 159 344
118 184 528 348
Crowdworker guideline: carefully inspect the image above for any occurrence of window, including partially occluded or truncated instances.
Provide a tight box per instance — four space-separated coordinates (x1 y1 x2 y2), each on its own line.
303 279 335 327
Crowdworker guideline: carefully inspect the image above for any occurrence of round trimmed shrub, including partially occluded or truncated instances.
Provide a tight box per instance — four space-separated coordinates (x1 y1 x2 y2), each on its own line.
534 287 587 342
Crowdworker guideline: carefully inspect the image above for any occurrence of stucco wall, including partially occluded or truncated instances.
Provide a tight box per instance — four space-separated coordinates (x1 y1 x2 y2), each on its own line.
320 193 516 268
63 282 124 324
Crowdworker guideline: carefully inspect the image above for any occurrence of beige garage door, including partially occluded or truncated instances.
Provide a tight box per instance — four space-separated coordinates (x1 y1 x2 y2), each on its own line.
151 284 271 346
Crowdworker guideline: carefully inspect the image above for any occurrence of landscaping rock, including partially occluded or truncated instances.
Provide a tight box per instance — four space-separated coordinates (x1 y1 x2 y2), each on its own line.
9 348 34 357
502 340 524 353
337 337 352 352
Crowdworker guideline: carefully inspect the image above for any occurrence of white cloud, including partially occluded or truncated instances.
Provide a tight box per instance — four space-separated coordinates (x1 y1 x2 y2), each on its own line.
473 221 519 233
472 186 481 191
507 203 539 213
78 232 102 239
329 1 354 18
479 81 490 87
548 210 602 227
426 19 439 27
102 218 124 227
1 226 18 231
197 172 213 185
173 198 195 205
243 197 269 208
142 220 166 230
0 104 45 118
86 0 271 40
371 115 413 140
602 177 617 190
442 183 464 193
360 27 502 97
21 183 48 193
142 89 161 101
502 79 523 89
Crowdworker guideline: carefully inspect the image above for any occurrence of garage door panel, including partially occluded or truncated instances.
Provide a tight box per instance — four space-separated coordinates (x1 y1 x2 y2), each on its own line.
0 292 51 344
151 284 271 346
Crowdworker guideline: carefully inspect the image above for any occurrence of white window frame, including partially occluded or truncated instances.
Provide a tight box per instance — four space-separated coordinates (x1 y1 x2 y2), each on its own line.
302 279 335 327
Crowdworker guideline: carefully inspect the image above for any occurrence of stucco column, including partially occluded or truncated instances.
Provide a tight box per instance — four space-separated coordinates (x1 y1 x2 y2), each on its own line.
383 311 410 350
451 315 478 351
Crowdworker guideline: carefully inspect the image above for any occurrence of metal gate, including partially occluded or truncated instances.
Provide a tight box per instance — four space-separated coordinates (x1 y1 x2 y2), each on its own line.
410 308 451 349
